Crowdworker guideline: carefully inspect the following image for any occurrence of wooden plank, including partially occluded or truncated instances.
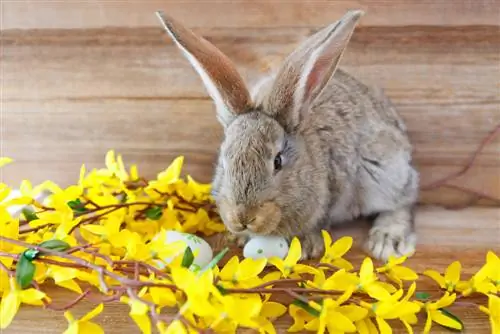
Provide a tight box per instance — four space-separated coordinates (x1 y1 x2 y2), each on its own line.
2 0 500 30
3 206 500 333
2 26 499 206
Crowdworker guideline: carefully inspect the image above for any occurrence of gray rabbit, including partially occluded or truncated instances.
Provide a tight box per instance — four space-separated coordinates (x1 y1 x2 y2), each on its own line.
157 10 419 261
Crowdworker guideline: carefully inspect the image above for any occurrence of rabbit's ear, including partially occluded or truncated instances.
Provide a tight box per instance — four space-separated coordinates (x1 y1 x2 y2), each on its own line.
267 10 363 130
156 11 251 128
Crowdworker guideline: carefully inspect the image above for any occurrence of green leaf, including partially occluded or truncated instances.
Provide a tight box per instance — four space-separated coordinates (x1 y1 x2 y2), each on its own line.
439 308 464 331
15 253 36 289
22 249 40 261
200 247 229 273
415 292 431 300
21 208 38 222
215 285 228 295
181 247 195 268
120 194 128 203
145 206 163 220
291 299 320 317
67 199 87 213
38 239 71 253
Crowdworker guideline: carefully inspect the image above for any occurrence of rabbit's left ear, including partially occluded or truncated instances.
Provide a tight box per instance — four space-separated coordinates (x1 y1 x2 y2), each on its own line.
265 10 363 130
156 11 252 128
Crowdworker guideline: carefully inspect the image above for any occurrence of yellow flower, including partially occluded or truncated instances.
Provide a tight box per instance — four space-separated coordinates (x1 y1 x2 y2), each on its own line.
457 252 497 296
63 303 104 334
424 261 461 292
45 266 83 294
355 257 395 301
255 301 287 334
268 237 317 278
354 317 380 334
104 150 130 181
186 175 212 201
147 156 184 194
0 157 13 168
479 294 500 334
360 282 421 334
0 211 19 252
170 267 218 318
416 292 463 333
376 255 418 287
320 230 354 271
158 320 188 334
120 289 151 334
217 256 267 288
306 267 359 293
484 251 500 292
0 277 47 329
0 184 10 203
287 303 317 332
148 286 177 309
212 294 263 330
305 287 368 333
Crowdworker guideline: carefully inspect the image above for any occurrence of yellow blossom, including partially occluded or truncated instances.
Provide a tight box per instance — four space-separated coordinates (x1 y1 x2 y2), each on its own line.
305 287 368 333
120 288 151 334
457 252 497 296
170 266 218 317
354 257 395 301
0 277 47 329
479 294 500 334
287 303 317 332
354 317 380 334
256 300 287 334
63 303 104 334
218 256 267 288
360 282 421 334
268 237 318 278
416 292 463 333
44 266 83 294
0 211 19 252
0 157 13 168
210 294 263 331
306 267 358 293
424 261 462 292
376 255 419 287
320 230 354 271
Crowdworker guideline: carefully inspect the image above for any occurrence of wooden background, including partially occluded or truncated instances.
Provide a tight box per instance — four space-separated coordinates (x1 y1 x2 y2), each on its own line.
1 1 500 333
2 0 500 208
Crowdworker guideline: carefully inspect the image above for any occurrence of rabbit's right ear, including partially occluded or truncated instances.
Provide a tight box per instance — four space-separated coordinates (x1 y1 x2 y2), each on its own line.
156 11 252 128
264 10 363 132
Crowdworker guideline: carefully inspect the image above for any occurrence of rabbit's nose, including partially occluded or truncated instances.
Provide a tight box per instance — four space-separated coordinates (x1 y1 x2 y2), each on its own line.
239 216 256 227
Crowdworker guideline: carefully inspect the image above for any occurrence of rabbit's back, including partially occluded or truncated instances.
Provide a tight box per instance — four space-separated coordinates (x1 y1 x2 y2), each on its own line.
307 68 418 222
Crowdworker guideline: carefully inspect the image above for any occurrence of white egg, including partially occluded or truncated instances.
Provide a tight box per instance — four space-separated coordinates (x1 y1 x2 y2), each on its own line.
1 188 52 218
152 230 213 269
243 235 289 261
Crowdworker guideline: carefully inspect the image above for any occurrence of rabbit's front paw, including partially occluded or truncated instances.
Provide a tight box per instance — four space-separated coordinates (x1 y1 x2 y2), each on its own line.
298 233 325 261
366 220 416 262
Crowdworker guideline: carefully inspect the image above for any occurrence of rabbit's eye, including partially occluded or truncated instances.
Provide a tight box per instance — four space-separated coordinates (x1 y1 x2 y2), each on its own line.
274 153 283 171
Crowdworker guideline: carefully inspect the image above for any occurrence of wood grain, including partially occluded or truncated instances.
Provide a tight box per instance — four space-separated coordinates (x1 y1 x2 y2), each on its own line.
2 26 499 206
3 206 500 334
2 0 500 30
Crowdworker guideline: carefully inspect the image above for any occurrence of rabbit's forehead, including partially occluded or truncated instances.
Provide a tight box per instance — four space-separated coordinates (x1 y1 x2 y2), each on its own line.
223 113 283 154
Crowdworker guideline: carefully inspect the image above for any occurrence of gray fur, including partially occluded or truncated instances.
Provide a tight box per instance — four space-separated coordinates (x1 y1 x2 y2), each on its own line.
159 10 419 261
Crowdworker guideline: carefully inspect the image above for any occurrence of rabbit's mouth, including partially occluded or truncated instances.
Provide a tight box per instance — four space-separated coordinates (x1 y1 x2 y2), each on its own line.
219 201 282 235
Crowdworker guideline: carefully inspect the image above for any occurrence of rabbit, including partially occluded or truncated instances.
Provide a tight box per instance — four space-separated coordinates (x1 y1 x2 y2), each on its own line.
156 9 419 262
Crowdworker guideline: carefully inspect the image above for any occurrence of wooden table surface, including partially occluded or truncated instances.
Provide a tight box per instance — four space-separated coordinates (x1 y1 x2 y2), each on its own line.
4 206 500 334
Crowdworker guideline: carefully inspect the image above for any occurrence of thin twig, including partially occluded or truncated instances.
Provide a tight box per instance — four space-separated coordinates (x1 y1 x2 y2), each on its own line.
422 124 500 191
